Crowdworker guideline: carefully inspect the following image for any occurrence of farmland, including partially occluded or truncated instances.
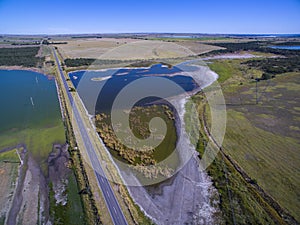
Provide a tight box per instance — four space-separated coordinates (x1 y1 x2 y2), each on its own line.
54 37 222 61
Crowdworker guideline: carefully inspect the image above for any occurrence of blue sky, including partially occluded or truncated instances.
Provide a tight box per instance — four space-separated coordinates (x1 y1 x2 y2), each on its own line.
0 0 299 34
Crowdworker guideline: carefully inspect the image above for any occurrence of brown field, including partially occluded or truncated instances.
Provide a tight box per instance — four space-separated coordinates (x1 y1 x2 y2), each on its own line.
55 38 137 59
55 38 221 60
177 41 224 54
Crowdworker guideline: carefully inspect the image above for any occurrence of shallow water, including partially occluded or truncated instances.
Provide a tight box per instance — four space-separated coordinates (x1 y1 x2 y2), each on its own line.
0 70 61 135
270 45 300 50
69 64 199 114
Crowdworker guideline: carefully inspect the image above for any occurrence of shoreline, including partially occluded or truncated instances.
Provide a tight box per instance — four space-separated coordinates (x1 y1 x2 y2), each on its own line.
54 79 65 121
0 66 55 79
0 65 44 74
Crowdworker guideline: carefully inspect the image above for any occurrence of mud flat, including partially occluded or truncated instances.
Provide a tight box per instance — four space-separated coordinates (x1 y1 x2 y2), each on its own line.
127 157 219 224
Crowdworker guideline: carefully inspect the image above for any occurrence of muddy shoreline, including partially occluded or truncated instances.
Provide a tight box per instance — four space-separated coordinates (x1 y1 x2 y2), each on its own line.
0 143 71 225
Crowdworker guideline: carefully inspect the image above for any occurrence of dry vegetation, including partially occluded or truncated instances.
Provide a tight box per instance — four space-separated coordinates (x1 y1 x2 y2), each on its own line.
54 38 138 59
176 41 224 54
95 105 176 179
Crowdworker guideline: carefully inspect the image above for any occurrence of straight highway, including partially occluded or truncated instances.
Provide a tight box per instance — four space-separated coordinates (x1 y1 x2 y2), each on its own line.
53 48 128 225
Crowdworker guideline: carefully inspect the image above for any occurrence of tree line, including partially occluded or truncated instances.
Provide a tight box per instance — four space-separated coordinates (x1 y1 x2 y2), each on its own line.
64 58 133 67
204 41 300 57
0 47 44 67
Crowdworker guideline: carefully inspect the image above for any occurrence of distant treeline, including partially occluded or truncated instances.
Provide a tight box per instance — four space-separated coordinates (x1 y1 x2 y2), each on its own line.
204 41 300 79
0 47 43 67
11 42 40 46
42 40 68 45
204 41 300 57
206 41 264 53
128 61 173 68
244 56 300 75
64 58 132 67
71 36 102 39
64 58 95 66
274 41 300 46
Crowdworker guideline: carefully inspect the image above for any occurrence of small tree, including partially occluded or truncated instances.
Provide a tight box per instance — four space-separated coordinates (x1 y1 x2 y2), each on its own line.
261 73 272 80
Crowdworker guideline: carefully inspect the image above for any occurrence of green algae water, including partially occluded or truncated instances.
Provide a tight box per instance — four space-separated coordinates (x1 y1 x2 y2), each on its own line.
0 70 65 161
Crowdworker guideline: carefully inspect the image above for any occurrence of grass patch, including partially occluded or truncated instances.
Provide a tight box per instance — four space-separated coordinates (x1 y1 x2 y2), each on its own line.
0 149 19 162
208 60 244 83
49 173 86 225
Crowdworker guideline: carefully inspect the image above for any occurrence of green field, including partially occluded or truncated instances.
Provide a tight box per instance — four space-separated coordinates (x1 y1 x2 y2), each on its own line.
206 58 300 223
0 149 20 162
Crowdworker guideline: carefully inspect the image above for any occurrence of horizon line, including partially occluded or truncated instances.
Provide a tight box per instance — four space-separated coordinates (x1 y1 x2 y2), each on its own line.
1 32 300 36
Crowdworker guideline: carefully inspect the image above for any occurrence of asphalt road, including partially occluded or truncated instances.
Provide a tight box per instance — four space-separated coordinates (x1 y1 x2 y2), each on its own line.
53 49 128 225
